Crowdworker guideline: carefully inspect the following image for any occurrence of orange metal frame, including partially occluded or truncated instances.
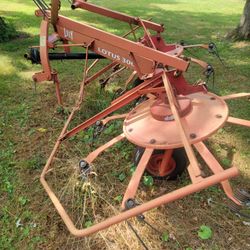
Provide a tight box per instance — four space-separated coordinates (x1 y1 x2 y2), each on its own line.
29 0 250 238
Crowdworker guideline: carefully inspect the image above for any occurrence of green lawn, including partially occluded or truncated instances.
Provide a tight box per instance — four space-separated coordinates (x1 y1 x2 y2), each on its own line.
0 0 250 249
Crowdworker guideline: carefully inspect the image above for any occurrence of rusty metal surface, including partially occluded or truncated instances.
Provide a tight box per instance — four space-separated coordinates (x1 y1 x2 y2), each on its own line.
123 92 229 149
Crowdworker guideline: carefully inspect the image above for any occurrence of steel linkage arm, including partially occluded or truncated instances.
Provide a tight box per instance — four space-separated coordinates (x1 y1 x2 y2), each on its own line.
162 72 203 182
71 0 164 33
222 93 250 127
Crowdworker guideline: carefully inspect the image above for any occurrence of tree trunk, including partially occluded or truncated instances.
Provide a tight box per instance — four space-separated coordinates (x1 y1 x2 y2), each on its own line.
227 0 250 40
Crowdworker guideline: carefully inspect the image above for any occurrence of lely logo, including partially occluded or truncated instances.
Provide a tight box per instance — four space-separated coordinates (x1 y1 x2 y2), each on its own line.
64 28 73 40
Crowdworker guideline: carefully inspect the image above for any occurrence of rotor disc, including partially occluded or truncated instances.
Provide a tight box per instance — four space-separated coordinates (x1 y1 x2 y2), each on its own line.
123 92 229 149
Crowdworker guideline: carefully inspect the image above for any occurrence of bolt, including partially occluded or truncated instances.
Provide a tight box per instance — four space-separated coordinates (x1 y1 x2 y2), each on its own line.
216 114 222 118
136 214 145 222
96 120 101 126
190 133 196 139
149 139 156 144
79 160 89 171
210 97 216 100
128 128 133 132
125 199 136 209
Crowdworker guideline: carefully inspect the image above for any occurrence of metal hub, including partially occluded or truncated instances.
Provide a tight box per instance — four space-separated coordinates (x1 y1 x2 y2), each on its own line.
123 92 229 149
150 96 192 121
146 154 176 177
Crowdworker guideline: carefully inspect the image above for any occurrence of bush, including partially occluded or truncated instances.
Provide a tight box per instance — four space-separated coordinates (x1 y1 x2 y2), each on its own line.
0 17 18 42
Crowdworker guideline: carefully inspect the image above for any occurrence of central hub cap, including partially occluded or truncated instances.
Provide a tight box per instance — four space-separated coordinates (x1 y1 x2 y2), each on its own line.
150 96 192 121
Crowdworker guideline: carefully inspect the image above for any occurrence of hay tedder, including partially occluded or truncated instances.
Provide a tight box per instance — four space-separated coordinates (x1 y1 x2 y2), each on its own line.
26 0 250 241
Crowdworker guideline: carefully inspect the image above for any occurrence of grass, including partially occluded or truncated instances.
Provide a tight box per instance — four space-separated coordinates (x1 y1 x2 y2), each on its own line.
0 0 250 249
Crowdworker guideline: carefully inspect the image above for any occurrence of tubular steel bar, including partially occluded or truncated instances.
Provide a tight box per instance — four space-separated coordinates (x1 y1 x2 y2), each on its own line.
227 116 250 127
41 162 238 237
85 134 126 163
222 93 250 100
101 114 128 126
54 14 189 73
33 20 51 82
194 141 241 205
121 148 154 208
71 0 164 33
162 72 202 180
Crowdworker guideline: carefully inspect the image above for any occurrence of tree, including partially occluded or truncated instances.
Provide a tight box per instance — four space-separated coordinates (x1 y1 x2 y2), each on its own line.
0 17 18 42
227 0 250 40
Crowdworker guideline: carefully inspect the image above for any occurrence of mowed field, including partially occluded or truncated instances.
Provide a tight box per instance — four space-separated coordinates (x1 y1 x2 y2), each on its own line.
0 0 250 249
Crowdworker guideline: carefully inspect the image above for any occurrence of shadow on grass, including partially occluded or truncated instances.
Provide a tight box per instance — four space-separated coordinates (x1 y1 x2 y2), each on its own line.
0 10 39 29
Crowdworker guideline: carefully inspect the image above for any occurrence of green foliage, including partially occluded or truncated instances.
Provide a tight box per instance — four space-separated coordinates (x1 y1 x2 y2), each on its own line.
161 231 169 242
18 196 29 206
84 220 93 228
118 172 126 182
221 158 231 167
143 175 154 187
114 195 123 203
24 154 46 170
129 164 136 175
198 225 213 240
0 17 18 42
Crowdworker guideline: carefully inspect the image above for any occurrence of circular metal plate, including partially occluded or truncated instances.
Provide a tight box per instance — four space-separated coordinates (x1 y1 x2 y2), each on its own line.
123 92 229 149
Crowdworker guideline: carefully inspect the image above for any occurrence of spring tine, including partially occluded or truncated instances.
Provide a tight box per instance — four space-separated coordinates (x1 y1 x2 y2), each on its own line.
42 0 49 9
226 199 250 219
127 221 149 250
33 0 49 18
234 189 250 203
33 0 48 10
226 199 242 213
33 0 45 12
143 219 162 235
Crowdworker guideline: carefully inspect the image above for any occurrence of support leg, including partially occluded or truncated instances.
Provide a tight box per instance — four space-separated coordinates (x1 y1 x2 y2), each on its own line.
194 141 241 205
85 134 125 163
162 72 202 181
227 116 250 128
122 148 154 208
